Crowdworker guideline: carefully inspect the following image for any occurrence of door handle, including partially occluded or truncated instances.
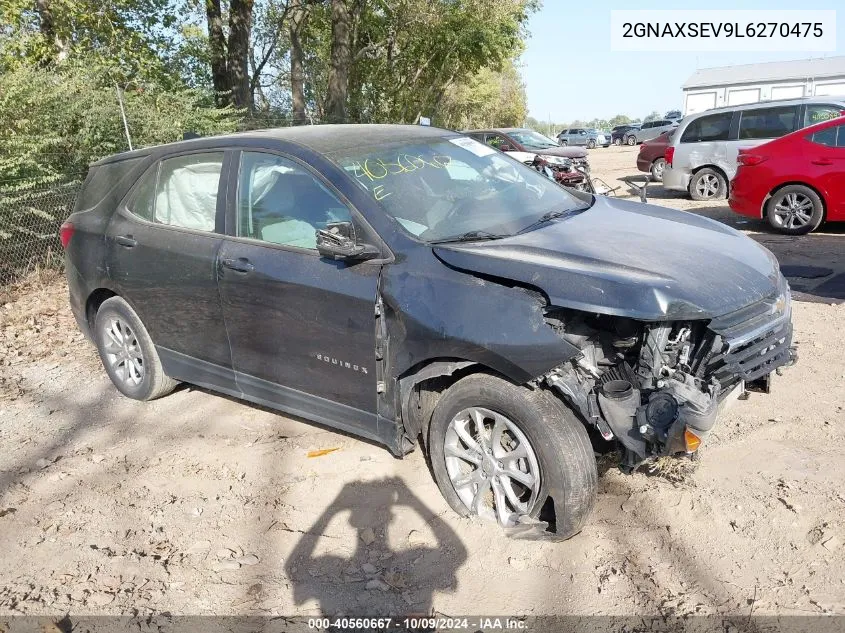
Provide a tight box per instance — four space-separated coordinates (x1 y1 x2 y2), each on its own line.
222 257 254 273
811 159 833 166
115 234 137 248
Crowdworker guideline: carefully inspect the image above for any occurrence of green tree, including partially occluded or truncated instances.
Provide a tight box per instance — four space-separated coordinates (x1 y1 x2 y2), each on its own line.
438 60 527 129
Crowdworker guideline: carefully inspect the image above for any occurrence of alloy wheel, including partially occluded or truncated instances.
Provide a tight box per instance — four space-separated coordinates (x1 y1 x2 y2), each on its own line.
102 317 144 386
695 173 721 198
443 407 541 527
772 192 814 230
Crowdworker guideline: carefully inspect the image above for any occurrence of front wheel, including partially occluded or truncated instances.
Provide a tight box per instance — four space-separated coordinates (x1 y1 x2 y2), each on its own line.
94 297 178 401
766 185 824 235
614 137 622 146
428 374 597 539
689 167 727 201
587 139 596 149
626 135 636 146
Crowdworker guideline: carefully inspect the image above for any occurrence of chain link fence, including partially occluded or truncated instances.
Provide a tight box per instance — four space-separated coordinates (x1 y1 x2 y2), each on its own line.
0 175 83 286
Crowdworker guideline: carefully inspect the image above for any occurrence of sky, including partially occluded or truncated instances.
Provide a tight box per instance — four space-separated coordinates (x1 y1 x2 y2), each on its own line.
520 1 844 125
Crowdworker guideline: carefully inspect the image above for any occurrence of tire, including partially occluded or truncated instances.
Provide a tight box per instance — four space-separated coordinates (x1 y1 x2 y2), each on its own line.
94 296 178 401
560 140 568 146
587 139 596 149
689 167 727 201
614 138 622 146
626 135 636 146
650 157 666 182
766 185 824 235
428 373 597 539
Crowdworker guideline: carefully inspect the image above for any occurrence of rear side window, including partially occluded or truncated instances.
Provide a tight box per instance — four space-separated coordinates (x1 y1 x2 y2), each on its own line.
809 125 844 147
804 104 843 127
126 152 224 232
680 113 732 143
738 106 799 140
76 157 142 212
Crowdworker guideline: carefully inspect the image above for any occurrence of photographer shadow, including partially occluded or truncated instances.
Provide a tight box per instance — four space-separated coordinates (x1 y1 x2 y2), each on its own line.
286 477 468 621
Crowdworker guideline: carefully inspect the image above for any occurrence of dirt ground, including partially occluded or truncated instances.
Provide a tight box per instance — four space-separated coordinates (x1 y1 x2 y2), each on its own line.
1 146 844 621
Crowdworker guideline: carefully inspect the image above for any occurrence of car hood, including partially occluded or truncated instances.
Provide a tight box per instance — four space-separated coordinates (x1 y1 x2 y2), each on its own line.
531 147 588 159
432 196 781 321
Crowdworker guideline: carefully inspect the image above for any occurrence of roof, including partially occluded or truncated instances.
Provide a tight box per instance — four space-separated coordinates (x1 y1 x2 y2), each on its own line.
683 56 845 89
94 124 455 165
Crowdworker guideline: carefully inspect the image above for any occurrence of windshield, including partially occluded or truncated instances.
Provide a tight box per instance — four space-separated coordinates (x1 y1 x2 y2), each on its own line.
504 129 560 149
330 136 589 242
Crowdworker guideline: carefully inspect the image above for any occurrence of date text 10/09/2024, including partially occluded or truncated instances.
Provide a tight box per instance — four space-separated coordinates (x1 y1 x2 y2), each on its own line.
307 617 528 630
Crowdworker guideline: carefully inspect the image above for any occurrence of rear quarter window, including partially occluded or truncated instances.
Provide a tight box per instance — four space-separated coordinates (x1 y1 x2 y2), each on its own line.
74 157 142 212
680 112 732 143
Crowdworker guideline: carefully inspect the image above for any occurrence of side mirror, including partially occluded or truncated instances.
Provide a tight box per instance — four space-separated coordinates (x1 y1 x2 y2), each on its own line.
316 222 380 261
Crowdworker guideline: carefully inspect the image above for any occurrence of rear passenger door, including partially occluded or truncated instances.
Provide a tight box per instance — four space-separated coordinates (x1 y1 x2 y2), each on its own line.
807 124 845 219
217 150 382 438
733 105 800 177
678 112 733 175
105 150 236 392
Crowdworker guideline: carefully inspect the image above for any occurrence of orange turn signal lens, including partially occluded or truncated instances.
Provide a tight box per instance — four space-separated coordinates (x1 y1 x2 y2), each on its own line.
684 428 701 453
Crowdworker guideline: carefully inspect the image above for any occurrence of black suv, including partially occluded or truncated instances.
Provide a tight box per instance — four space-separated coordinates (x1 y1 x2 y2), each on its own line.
610 124 640 146
63 125 795 539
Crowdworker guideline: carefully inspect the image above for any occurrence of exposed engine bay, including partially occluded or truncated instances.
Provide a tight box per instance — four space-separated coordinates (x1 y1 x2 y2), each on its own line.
541 290 796 469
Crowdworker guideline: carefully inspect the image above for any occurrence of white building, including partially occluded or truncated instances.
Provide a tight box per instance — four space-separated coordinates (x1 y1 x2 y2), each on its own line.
682 56 845 115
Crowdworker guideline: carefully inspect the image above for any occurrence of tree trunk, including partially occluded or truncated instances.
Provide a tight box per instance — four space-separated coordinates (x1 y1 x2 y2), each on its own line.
227 0 254 109
35 0 68 62
325 0 355 123
289 0 308 125
205 0 229 106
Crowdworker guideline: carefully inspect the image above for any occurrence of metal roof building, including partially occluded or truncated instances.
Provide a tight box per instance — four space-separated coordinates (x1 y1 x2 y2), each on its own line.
682 56 845 115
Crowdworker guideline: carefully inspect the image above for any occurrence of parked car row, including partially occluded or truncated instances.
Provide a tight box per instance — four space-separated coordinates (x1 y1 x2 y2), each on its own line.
556 128 610 149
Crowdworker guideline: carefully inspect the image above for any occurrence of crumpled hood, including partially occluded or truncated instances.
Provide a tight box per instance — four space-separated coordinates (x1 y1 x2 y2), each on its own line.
433 196 781 321
532 147 588 159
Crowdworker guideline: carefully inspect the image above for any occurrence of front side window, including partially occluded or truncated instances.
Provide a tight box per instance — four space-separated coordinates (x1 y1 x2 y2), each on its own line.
236 152 352 250
127 153 223 232
804 104 843 127
738 106 799 140
331 136 591 242
680 113 732 143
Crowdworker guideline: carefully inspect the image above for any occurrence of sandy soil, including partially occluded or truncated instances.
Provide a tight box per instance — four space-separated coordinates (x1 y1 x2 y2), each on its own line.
1 147 843 620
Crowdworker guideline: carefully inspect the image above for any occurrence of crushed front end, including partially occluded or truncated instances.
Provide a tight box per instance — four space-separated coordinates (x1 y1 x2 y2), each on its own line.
543 279 797 469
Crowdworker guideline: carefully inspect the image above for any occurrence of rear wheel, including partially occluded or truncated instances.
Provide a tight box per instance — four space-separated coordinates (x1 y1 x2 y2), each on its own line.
650 157 666 181
689 167 727 201
766 185 824 235
560 140 568 146
428 374 597 539
94 297 177 401
626 135 636 146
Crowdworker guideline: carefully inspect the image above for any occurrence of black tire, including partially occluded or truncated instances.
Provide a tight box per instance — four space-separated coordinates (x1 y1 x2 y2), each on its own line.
626 135 636 146
650 157 666 182
428 374 597 539
689 167 727 201
94 296 178 401
560 140 568 146
614 137 622 146
587 139 596 149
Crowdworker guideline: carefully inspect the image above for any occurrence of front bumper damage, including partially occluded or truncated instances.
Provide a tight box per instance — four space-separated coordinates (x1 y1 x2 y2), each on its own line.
545 285 797 467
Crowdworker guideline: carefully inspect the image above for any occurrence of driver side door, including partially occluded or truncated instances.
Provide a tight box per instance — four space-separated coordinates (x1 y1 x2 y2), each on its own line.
217 150 383 440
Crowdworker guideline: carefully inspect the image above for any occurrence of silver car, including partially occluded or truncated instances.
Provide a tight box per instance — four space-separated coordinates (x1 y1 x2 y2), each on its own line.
625 119 678 145
663 97 845 200
557 128 609 149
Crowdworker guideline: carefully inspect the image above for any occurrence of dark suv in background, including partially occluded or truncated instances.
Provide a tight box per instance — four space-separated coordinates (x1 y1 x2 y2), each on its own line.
610 124 640 146
62 124 795 540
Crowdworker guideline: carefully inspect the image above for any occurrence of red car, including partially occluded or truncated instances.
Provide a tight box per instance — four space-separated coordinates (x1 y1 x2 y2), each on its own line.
729 115 845 234
636 131 673 181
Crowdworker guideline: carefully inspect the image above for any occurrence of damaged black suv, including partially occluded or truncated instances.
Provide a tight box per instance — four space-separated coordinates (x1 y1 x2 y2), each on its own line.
63 125 795 539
